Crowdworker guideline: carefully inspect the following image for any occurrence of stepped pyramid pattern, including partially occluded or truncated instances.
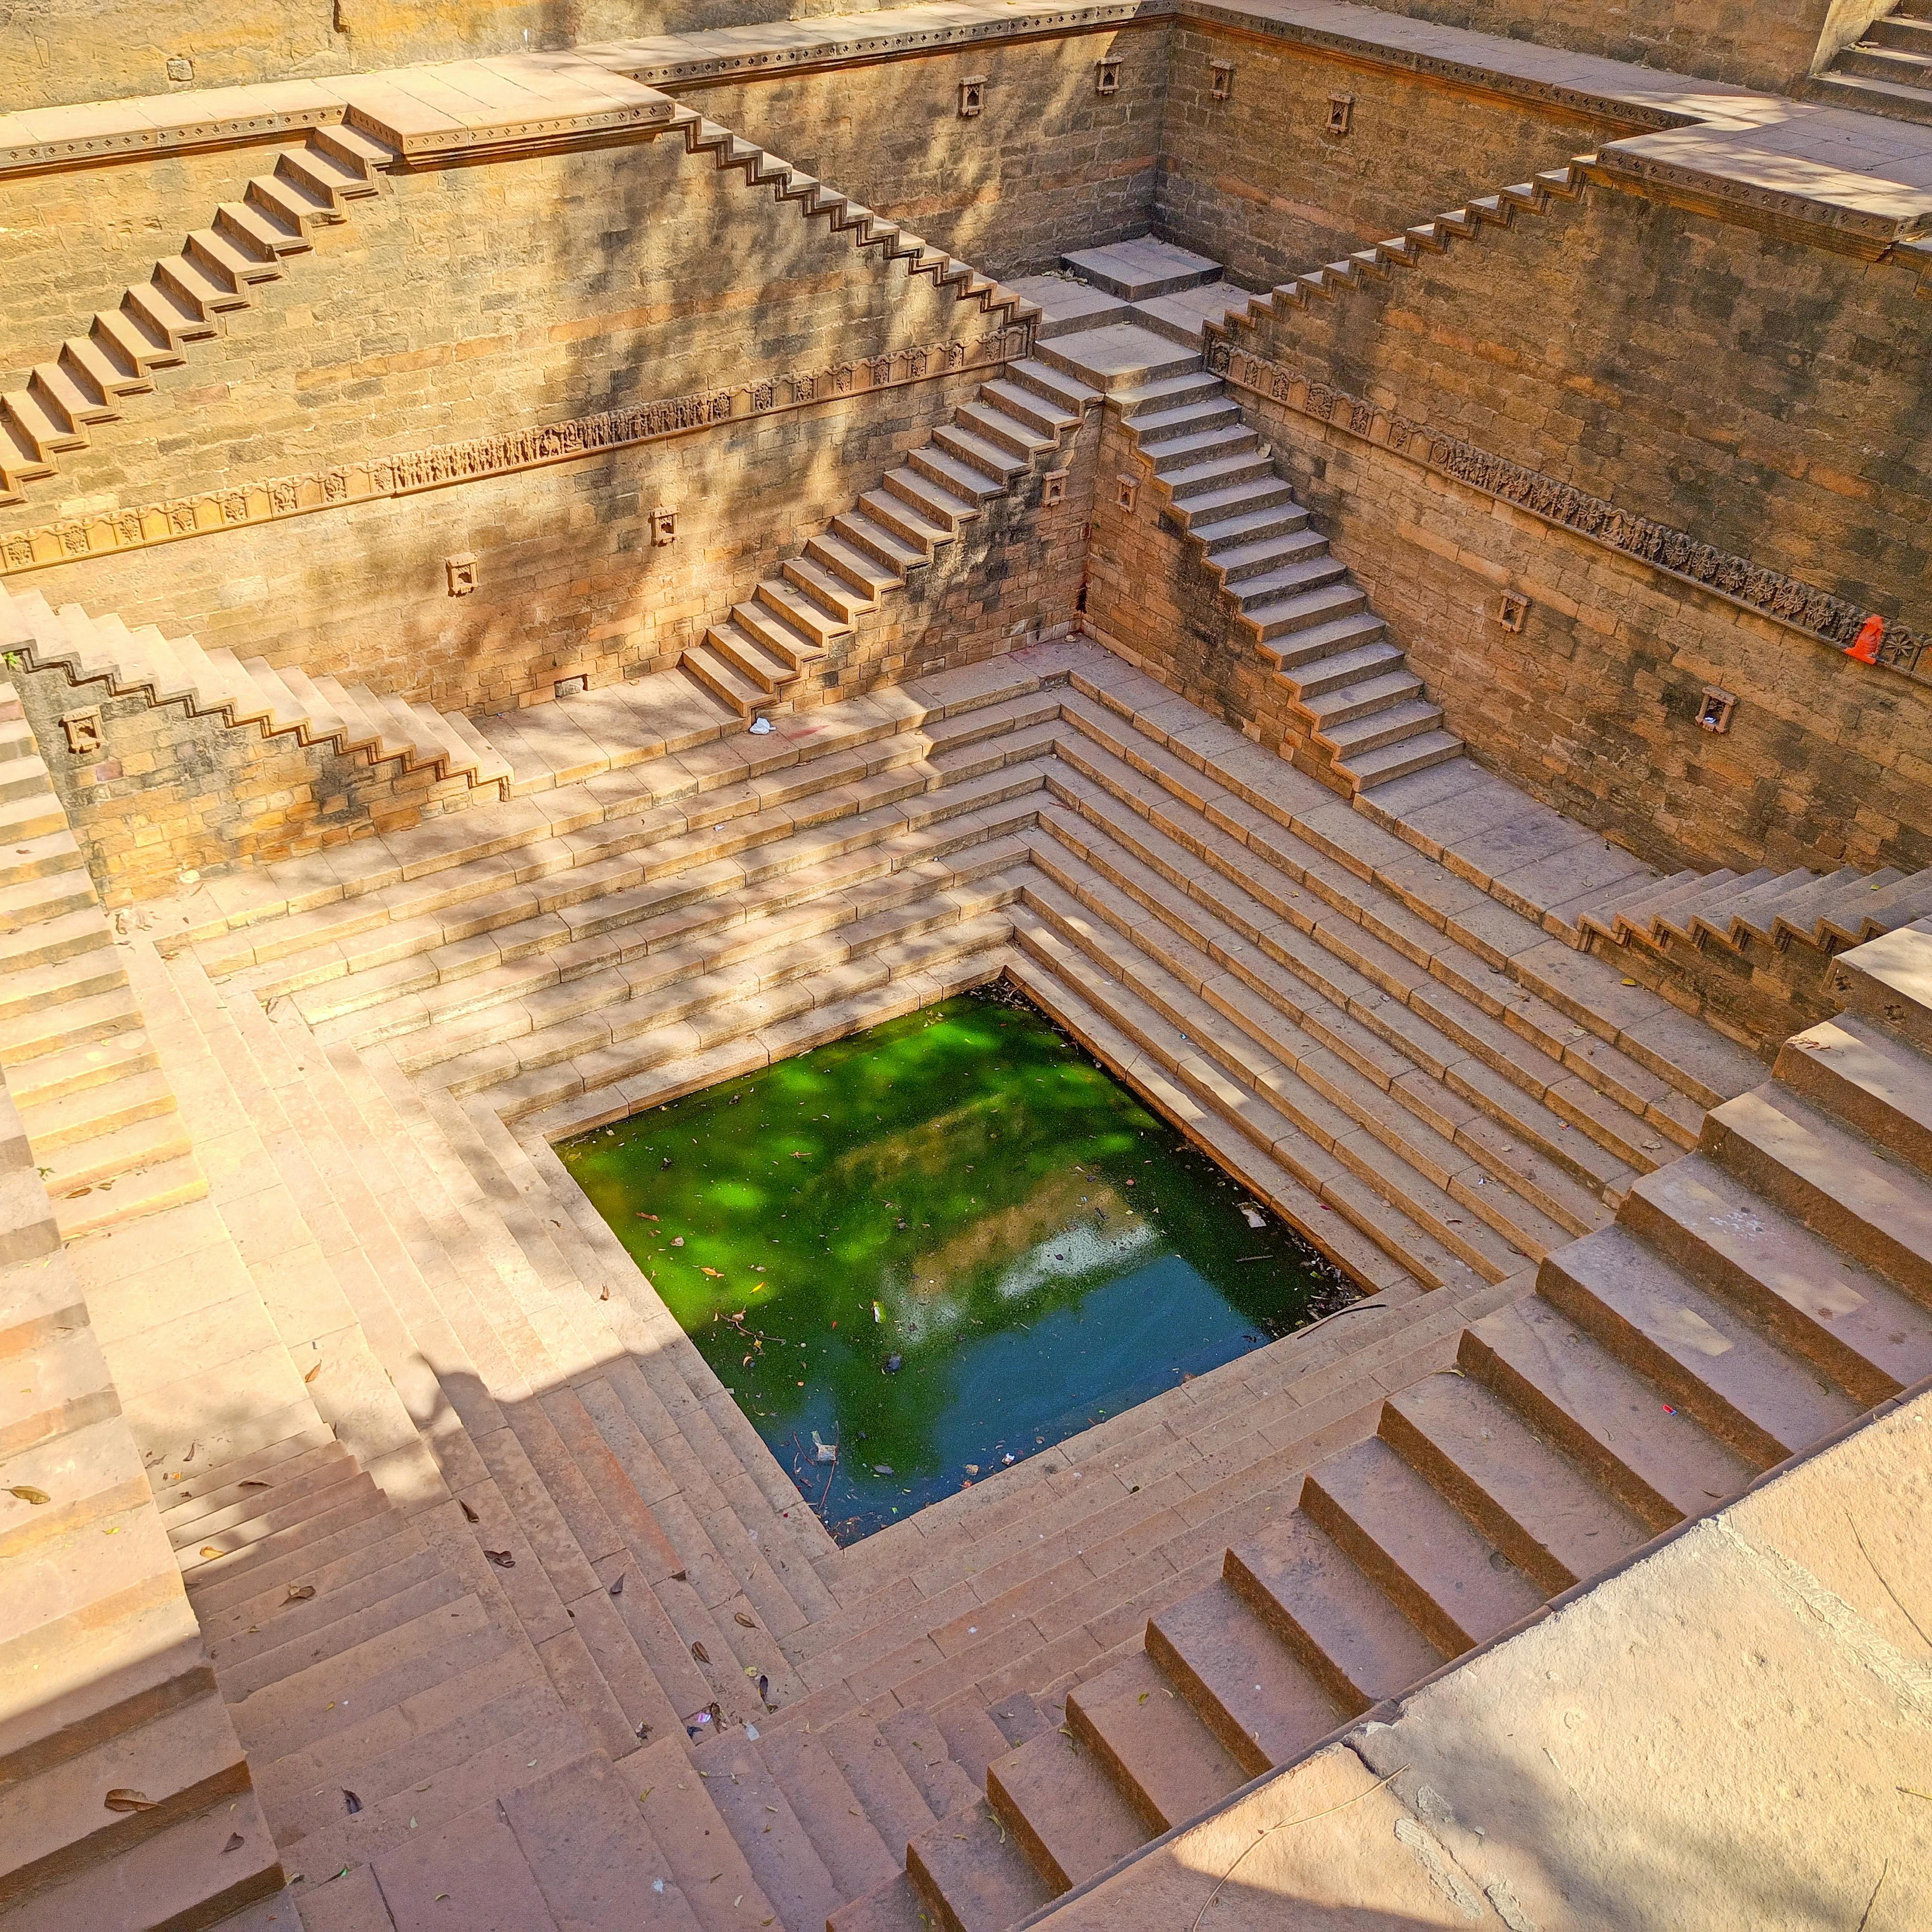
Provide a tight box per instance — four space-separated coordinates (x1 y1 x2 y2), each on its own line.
1015 239 1464 789
3 583 516 806
0 123 395 506
26 636 1924 1931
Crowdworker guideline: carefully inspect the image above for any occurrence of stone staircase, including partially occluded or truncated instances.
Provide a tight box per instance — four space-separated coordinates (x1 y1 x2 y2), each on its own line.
1017 241 1462 791
1811 0 1932 123
3 582 516 803
1218 158 1591 326
823 913 1932 1932
673 108 1041 335
0 1057 280 1931
1567 858 1932 1052
0 124 395 506
90 637 1928 1932
683 360 1095 717
0 680 207 1240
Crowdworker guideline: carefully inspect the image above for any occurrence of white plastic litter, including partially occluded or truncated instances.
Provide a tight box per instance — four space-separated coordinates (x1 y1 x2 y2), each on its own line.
812 1431 838 1463
1240 1205 1267 1229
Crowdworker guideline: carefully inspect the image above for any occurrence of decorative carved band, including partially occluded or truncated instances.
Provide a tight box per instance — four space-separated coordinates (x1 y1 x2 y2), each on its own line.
1206 338 1930 687
0 326 1031 579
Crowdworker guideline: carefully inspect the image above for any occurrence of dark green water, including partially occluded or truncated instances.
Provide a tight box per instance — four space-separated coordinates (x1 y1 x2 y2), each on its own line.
559 984 1355 1542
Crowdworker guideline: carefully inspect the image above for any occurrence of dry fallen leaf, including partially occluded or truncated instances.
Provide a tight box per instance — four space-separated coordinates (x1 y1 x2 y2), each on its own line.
733 1612 756 1630
286 1583 317 1602
460 1501 480 1524
104 1789 157 1813
303 1361 323 1383
609 1574 625 1598
8 1485 50 1505
199 1545 223 1559
343 1791 362 1814
240 1479 269 1489
484 1549 516 1569
222 1833 246 1853
690 1641 710 1665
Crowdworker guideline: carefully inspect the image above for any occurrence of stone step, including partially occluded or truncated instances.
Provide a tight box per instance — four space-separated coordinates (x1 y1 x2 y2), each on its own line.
877 1707 981 1823
1017 867 1553 1277
1830 920 1932 1054
1336 727 1466 790
1144 1576 1342 1778
1298 1435 1543 1655
1225 1511 1446 1712
501 1750 703 1931
2 1026 160 1112
819 1713 944 1855
1538 1226 1861 1466
905 1796 1054 1932
755 1722 900 1901
623 1734 784 1932
1618 1152 1932 1405
1778 1011 1932 1175
1704 1082 1932 1301
689 1734 845 1928
1063 1647 1245 1833
1378 1371 1649 1596
163 1440 357 1543
0 982 145 1067
986 1721 1149 1893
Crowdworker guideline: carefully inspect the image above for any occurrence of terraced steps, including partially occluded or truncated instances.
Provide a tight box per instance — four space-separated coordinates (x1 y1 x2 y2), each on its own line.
682 359 1093 716
3 581 516 807
99 639 1919 1929
0 682 206 1240
0 124 394 506
1811 0 1932 123
0 1057 276 1931
1032 262 1460 791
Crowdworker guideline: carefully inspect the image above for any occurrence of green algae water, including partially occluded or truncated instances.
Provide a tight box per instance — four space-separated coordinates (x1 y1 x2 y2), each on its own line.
559 985 1355 1542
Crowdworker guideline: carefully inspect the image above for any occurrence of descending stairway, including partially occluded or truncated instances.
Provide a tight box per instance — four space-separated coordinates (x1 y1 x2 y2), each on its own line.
683 359 1095 716
0 681 207 1239
98 638 1927 1932
1021 240 1463 791
827 909 1932 1931
673 108 1041 333
0 1058 279 1931
0 124 395 505
1810 0 1932 123
1218 158 1591 326
2 582 515 804
1566 858 1932 1049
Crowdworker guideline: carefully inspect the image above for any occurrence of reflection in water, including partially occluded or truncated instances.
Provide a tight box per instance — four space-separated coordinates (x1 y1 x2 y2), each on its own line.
559 983 1356 1541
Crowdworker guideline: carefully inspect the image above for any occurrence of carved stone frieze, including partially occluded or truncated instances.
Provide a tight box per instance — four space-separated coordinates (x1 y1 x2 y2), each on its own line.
0 327 1029 581
1206 338 1929 687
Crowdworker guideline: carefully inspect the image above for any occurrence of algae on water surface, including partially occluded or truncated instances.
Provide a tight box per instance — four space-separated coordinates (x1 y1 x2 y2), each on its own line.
560 984 1354 1541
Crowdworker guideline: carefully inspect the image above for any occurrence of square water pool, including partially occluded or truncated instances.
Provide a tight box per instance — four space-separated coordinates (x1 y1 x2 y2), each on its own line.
558 983 1356 1542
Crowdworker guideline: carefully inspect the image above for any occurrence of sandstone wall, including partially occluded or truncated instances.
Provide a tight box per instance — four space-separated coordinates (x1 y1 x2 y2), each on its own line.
1342 0 1837 95
1154 19 1623 289
9 660 491 903
1249 391 1932 878
687 25 1169 279
0 0 874 113
1244 177 1932 628
0 126 1008 715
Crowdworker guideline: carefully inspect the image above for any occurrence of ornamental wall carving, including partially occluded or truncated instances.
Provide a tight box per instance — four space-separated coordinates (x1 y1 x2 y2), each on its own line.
0 326 1031 580
1205 338 1930 688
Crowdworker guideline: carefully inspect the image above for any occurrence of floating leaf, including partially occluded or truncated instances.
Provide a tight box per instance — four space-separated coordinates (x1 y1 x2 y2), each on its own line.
343 1790 362 1815
700 1266 722 1278
286 1583 316 1602
733 1612 756 1630
104 1789 157 1812
460 1501 480 1524
690 1641 710 1665
8 1485 49 1506
484 1549 516 1569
